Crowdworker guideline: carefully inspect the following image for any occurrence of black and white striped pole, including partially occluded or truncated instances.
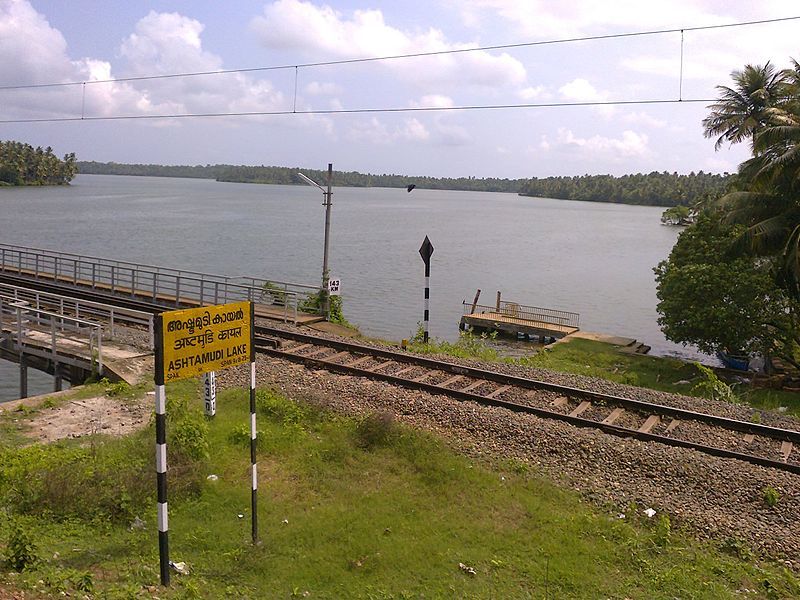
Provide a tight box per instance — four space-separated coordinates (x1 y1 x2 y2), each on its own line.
153 315 170 587
418 236 434 344
249 302 259 544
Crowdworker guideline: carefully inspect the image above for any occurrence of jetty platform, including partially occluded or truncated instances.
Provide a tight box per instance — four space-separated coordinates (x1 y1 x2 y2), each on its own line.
460 299 579 341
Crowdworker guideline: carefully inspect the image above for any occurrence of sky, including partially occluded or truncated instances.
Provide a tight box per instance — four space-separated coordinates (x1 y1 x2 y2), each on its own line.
1 0 798 178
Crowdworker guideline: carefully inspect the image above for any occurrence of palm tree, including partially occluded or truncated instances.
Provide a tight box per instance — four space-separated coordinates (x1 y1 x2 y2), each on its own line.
702 62 787 150
716 71 800 299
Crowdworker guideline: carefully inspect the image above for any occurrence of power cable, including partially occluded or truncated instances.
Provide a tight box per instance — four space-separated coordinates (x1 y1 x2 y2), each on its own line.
0 97 714 124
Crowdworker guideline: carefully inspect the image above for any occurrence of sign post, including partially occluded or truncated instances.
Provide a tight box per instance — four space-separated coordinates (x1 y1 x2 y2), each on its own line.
203 372 216 417
418 236 434 344
327 277 341 296
154 301 255 586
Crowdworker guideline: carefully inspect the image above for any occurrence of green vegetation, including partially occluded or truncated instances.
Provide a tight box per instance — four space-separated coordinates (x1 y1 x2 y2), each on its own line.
525 338 800 415
299 289 353 328
78 160 736 207
77 160 523 193
520 171 733 207
410 331 799 416
656 57 800 370
762 486 780 508
660 204 693 225
0 140 77 186
408 325 501 361
1 379 797 597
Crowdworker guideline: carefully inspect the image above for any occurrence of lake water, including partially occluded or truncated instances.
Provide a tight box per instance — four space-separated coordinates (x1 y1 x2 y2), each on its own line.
0 174 693 401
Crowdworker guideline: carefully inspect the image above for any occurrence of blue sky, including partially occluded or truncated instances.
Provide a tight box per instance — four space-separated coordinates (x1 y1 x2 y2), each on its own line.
1 0 798 178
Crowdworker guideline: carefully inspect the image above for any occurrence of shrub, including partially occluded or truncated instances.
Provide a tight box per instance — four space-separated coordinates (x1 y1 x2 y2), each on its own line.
172 414 210 461
5 518 39 571
653 514 671 547
762 486 780 507
691 363 736 402
227 424 265 449
104 379 131 397
257 389 305 428
354 412 395 450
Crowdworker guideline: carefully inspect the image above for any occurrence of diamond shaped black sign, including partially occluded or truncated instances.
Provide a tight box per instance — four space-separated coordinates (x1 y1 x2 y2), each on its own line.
419 236 434 264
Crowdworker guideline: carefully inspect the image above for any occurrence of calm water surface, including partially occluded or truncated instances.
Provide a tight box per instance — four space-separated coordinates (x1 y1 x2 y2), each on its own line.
1 174 693 400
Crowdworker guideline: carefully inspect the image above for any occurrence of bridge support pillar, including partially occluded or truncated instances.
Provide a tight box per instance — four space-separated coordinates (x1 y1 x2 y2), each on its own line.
19 357 27 399
54 363 63 392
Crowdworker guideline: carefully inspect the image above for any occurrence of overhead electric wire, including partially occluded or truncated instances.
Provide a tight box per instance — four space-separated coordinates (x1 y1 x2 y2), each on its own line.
0 98 715 124
0 15 797 91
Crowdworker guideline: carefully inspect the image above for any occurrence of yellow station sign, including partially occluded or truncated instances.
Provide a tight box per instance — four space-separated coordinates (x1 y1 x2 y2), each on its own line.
160 301 251 382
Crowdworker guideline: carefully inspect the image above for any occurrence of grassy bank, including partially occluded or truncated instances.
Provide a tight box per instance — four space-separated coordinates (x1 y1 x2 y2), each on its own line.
0 380 798 598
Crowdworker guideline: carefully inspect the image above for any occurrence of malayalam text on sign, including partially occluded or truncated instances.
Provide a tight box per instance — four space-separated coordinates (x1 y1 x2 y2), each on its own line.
161 301 251 381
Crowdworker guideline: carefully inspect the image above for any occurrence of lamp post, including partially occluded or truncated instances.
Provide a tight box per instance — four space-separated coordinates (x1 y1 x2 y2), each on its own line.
297 163 333 319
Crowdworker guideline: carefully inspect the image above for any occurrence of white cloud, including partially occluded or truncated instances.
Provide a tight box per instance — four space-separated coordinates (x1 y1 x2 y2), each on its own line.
344 116 430 144
402 118 430 141
519 85 546 101
118 11 286 117
559 78 614 116
456 0 799 95
346 117 392 144
542 128 650 158
304 81 343 96
622 111 667 128
559 79 603 101
411 95 455 109
0 1 192 120
456 0 721 38
251 0 526 89
0 3 296 123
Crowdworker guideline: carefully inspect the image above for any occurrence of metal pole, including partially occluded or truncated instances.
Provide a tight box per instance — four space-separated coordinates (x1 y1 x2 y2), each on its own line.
423 260 430 343
249 302 258 544
322 163 333 320
154 316 170 586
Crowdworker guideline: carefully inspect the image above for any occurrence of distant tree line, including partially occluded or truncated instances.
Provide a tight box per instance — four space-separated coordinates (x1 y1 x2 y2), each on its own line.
76 161 523 193
519 171 735 207
0 140 77 186
77 160 735 207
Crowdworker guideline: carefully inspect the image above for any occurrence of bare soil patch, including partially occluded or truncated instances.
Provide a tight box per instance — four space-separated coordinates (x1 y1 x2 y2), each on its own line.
24 395 150 443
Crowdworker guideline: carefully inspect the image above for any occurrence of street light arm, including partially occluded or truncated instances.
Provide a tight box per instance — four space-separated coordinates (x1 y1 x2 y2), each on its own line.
297 172 325 192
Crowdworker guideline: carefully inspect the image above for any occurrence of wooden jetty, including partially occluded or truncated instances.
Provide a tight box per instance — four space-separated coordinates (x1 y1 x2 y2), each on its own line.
460 292 579 341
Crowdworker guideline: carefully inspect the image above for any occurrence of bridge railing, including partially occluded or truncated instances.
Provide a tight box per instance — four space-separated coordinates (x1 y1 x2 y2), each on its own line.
464 300 580 329
0 282 154 347
0 243 324 324
0 294 104 375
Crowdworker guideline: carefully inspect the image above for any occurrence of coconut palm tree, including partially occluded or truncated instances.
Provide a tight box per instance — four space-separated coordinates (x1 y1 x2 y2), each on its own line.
715 65 800 299
702 62 787 150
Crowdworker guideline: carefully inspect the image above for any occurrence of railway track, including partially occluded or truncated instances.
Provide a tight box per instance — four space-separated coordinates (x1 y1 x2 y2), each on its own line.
3 272 799 475
254 325 800 475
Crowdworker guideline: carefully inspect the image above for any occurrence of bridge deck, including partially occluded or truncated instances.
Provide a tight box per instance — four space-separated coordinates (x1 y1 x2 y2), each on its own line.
1 316 151 386
0 266 324 325
461 311 579 338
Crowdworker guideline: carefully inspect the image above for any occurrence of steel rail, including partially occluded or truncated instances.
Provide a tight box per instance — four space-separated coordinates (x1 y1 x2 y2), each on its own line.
255 325 800 444
253 334 800 474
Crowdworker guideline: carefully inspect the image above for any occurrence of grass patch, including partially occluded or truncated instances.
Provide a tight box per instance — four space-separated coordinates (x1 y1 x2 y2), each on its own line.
408 334 799 418
408 328 501 361
523 338 800 416
0 383 797 598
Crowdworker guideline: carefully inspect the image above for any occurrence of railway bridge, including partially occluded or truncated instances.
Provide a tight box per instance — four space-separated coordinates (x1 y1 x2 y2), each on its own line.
0 243 324 398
